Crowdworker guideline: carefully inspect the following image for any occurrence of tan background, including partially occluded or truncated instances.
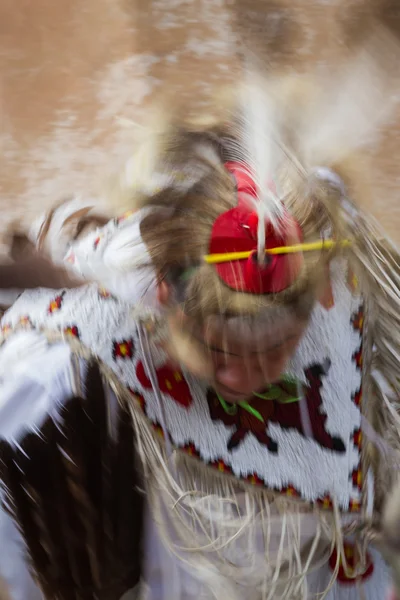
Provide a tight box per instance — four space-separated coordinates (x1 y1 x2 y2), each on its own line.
0 0 399 242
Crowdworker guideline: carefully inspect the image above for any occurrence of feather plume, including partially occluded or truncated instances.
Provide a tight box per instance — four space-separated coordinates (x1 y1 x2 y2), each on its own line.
0 359 144 599
0 433 56 598
293 28 400 173
228 68 287 263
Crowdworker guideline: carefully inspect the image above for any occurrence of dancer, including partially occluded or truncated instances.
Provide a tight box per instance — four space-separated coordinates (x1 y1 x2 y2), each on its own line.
0 64 400 599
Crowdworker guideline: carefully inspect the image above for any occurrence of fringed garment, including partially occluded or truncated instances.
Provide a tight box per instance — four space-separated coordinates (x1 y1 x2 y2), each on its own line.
0 258 396 599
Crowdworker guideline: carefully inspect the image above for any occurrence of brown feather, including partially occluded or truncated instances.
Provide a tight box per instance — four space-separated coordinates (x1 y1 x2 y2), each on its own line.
0 437 53 597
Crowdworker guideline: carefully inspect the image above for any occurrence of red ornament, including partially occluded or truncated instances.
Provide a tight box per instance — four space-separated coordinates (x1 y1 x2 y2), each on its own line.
136 361 193 408
209 162 303 294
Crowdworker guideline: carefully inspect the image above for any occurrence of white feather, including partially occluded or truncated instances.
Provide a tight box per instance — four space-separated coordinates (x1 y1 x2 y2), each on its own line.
296 31 400 170
235 69 286 262
63 208 167 307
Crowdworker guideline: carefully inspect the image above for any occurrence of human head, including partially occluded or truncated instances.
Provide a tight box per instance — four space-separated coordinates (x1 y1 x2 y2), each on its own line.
122 112 348 403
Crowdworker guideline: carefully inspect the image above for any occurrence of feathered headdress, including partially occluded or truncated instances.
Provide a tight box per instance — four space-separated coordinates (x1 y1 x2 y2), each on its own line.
205 29 400 297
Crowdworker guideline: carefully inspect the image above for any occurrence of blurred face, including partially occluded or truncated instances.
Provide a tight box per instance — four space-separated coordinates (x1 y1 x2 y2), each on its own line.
201 320 306 402
167 310 307 404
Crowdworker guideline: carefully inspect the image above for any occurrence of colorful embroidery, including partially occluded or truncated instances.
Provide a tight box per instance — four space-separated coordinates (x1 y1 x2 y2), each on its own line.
352 386 362 407
64 325 80 339
47 292 65 314
182 442 201 459
329 542 374 584
281 484 300 498
136 362 193 408
353 428 362 449
128 388 146 413
349 305 364 509
210 459 233 474
318 494 333 510
353 345 363 370
1 270 364 512
246 473 265 486
349 499 362 512
208 360 346 454
18 315 32 328
152 422 165 439
112 339 135 360
351 467 363 491
0 323 11 337
351 307 364 332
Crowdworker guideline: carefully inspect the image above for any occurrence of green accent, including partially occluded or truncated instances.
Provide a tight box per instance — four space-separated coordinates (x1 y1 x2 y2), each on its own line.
215 374 302 423
238 402 264 422
217 391 264 422
275 396 300 404
253 386 281 400
216 392 237 415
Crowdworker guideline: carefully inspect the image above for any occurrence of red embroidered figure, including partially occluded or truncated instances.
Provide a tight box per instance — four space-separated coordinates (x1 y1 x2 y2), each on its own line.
272 360 346 452
112 339 135 360
207 390 278 453
136 361 193 408
48 292 65 314
208 359 346 454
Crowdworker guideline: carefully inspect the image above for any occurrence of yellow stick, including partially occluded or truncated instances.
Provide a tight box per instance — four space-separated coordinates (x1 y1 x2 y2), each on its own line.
204 239 351 265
